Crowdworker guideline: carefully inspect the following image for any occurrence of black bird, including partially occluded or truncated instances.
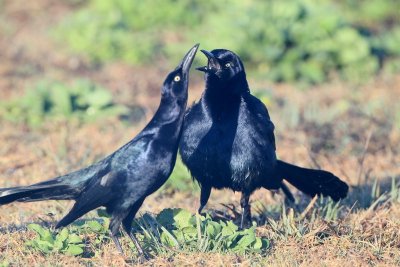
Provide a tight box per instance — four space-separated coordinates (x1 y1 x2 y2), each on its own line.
0 44 199 255
179 49 348 227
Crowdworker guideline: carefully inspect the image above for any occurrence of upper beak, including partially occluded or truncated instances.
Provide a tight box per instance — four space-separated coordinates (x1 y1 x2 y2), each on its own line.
177 43 199 75
196 49 220 73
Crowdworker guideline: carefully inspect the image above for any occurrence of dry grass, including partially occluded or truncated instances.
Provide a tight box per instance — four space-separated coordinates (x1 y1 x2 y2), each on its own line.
1 0 400 266
0 78 399 266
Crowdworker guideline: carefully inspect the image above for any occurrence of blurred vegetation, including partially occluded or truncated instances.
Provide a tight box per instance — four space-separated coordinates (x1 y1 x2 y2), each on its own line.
0 79 128 127
55 0 400 84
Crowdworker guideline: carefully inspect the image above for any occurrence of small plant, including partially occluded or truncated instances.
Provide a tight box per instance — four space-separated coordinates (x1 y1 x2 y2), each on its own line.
26 224 85 256
139 208 269 254
0 79 128 127
310 197 342 222
81 216 111 246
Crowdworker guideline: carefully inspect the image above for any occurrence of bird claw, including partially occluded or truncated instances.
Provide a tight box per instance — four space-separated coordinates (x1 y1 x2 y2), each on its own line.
137 252 151 264
221 203 241 219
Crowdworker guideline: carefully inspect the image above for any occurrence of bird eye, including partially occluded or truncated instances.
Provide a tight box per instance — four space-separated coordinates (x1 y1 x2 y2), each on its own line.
174 75 181 82
225 62 232 68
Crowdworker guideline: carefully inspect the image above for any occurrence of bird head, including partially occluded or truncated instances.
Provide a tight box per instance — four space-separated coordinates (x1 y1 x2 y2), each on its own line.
162 43 199 99
196 49 246 82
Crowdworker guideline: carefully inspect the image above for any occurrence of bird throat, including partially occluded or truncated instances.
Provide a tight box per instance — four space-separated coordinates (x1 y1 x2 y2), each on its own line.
203 73 249 115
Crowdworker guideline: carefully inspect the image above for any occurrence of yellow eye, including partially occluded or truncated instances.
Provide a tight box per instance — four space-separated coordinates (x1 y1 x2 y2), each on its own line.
174 75 181 82
225 62 231 68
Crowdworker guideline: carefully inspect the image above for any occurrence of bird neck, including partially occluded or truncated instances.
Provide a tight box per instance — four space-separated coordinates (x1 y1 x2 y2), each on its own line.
143 94 187 138
203 73 249 113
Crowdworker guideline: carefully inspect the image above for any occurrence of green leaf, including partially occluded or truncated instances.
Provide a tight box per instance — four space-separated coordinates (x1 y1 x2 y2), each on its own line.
261 238 270 249
35 239 53 253
56 228 69 243
221 221 238 236
236 233 256 249
97 209 111 218
87 220 103 232
68 234 83 244
27 224 46 237
156 208 194 229
160 226 180 248
253 237 263 250
65 245 84 256
28 224 54 244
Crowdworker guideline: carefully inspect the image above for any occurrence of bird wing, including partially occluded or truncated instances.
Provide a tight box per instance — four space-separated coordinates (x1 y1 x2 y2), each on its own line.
246 94 276 150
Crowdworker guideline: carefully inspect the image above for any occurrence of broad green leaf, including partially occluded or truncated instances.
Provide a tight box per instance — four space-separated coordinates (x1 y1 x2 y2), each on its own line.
68 234 83 244
27 224 46 237
66 245 84 256
56 228 69 243
28 224 54 244
35 239 53 254
236 233 256 249
253 237 263 250
156 208 193 229
87 220 103 232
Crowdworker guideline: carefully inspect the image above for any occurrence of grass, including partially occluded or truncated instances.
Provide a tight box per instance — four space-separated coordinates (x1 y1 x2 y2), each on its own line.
1 80 399 266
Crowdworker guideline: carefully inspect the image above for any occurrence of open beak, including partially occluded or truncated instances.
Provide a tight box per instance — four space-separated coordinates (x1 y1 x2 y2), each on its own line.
177 43 199 76
196 49 221 73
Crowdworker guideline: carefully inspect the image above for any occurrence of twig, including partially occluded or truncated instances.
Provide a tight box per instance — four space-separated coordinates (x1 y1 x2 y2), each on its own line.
298 195 318 221
357 130 373 186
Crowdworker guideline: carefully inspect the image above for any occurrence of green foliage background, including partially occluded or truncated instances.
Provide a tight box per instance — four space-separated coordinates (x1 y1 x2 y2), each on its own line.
56 0 400 83
0 80 128 127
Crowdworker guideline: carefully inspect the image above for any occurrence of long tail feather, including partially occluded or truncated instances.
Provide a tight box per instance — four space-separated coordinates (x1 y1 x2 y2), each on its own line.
276 160 348 201
0 160 109 206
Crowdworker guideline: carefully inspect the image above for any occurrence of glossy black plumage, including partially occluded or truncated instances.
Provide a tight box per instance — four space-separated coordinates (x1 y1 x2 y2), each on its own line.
179 49 348 227
0 44 199 256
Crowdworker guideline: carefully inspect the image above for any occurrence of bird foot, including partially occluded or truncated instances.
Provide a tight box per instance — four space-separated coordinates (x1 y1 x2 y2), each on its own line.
137 253 150 264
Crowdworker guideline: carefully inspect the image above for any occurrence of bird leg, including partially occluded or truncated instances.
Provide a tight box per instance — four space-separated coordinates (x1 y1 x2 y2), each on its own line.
109 218 124 254
122 209 150 261
198 186 211 214
110 230 124 254
280 182 295 203
240 192 251 229
123 225 149 260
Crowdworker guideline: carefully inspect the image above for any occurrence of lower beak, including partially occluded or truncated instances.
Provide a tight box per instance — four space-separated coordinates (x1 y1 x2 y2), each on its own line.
196 66 208 72
196 49 220 73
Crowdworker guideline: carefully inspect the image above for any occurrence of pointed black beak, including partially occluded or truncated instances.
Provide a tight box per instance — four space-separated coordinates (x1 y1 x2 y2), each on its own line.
200 49 215 60
177 43 199 75
196 49 221 73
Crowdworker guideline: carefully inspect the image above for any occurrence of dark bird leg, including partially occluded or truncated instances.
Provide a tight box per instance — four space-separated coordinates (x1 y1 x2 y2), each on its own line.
121 200 149 260
280 182 295 203
122 221 148 261
109 217 123 254
240 192 251 229
198 186 211 214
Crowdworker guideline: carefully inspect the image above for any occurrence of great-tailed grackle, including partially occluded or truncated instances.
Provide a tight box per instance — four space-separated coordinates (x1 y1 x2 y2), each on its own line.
179 49 349 228
0 44 199 256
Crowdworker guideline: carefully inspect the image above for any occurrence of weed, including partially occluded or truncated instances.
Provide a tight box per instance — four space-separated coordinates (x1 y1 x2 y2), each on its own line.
26 224 85 256
0 79 128 127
